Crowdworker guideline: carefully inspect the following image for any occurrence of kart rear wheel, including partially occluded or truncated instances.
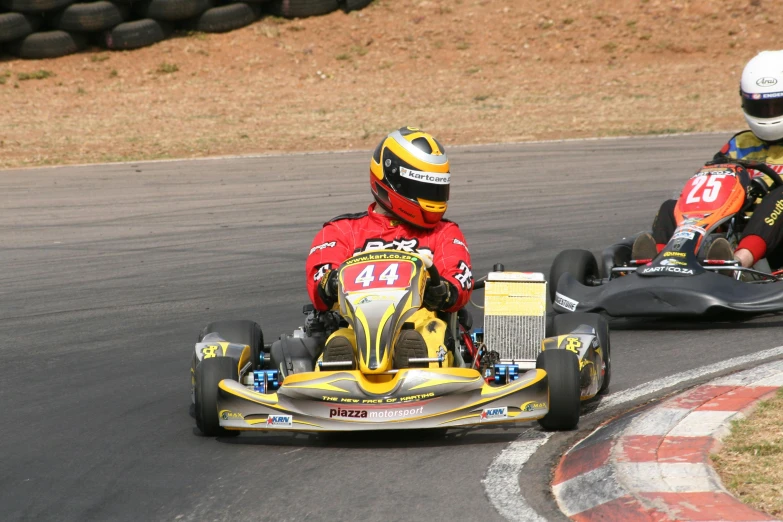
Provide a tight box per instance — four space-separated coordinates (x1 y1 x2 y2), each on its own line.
553 312 611 395
195 357 239 437
549 249 599 303
200 319 264 370
536 349 580 431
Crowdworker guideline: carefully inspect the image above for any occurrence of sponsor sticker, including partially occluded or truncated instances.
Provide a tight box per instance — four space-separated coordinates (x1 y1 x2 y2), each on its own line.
660 259 687 266
765 200 783 226
672 231 695 240
521 401 546 412
220 410 244 420
452 238 469 250
310 241 336 255
328 406 425 419
480 406 508 422
265 414 293 427
663 251 686 258
399 166 450 185
756 77 778 87
554 292 578 312
454 260 473 290
640 266 694 275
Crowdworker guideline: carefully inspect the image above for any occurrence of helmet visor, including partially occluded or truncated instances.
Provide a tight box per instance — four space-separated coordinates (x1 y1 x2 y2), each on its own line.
742 91 783 119
392 165 450 202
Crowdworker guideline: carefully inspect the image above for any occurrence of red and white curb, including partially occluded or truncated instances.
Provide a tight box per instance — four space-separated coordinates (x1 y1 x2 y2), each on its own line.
552 359 783 521
484 346 783 522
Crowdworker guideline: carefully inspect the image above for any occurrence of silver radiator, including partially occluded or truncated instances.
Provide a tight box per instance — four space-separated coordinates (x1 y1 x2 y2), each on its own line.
483 272 547 363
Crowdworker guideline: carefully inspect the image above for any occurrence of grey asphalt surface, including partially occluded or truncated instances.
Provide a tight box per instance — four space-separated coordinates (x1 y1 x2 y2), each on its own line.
3 134 783 522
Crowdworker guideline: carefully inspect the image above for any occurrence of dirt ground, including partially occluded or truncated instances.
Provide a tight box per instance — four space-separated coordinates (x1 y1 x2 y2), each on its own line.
1 0 781 169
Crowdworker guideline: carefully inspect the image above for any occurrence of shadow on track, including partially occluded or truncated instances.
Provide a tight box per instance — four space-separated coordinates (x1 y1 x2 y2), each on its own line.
608 314 783 331
211 426 530 449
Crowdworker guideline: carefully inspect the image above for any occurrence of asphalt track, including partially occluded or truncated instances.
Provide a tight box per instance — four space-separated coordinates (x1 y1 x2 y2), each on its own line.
3 134 783 522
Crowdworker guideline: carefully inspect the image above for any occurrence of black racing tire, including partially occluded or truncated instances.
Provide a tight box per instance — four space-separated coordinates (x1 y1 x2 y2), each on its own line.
102 18 172 50
553 312 611 395
133 0 211 21
195 357 239 437
549 249 599 303
266 0 338 18
0 0 71 13
0 12 42 42
342 0 372 11
200 319 264 371
49 1 129 32
185 2 260 33
536 349 580 431
7 29 86 59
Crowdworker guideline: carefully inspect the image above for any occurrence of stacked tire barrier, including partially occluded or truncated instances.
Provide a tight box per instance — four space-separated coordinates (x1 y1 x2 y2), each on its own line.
0 0 374 59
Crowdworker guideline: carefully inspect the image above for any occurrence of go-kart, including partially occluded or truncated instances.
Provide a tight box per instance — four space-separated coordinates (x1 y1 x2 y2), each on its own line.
551 157 783 318
190 250 611 436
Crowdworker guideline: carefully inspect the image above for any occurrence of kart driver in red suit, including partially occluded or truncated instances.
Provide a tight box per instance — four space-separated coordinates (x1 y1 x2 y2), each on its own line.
305 127 473 369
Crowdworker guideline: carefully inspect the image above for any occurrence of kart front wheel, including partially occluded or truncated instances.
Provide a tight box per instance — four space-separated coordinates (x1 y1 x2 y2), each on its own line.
549 249 599 303
200 319 264 371
195 357 239 437
536 349 580 431
552 312 611 395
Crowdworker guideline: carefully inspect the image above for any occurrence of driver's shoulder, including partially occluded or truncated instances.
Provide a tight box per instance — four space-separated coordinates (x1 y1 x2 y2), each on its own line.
323 211 369 227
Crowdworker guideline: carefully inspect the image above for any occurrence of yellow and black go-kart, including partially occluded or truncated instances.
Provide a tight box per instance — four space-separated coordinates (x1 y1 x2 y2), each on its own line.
190 250 611 436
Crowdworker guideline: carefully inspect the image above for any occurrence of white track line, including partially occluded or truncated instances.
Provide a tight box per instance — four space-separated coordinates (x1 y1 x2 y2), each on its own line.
484 344 783 521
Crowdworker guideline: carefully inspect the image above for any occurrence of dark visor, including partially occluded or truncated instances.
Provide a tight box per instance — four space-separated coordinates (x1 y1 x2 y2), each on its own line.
390 161 450 202
742 91 783 119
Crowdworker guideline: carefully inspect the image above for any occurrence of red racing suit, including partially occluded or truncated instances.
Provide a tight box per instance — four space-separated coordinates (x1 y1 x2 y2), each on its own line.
306 203 473 312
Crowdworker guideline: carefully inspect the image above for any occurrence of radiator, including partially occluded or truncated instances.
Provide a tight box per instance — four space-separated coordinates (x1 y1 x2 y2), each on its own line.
483 272 547 363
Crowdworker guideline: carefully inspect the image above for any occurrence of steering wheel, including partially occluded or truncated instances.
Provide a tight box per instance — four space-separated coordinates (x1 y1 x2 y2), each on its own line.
708 154 783 189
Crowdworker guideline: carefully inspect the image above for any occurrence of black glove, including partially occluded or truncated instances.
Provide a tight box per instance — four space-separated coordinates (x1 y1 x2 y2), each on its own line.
317 270 339 308
423 280 457 311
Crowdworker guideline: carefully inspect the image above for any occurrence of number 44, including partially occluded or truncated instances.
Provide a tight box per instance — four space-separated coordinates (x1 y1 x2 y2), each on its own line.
355 263 399 287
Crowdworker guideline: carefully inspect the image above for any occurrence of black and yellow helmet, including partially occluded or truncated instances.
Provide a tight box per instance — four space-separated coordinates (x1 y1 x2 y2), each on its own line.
370 127 450 229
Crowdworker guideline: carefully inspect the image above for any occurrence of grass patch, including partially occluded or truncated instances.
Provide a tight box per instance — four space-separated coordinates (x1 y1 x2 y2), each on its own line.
563 18 574 25
350 45 368 57
456 41 470 50
255 24 280 38
466 66 481 75
335 53 351 61
91 54 110 62
601 42 617 53
17 70 55 81
713 388 783 516
156 62 179 74
186 31 208 40
0 71 10 85
473 94 491 102
109 69 118 78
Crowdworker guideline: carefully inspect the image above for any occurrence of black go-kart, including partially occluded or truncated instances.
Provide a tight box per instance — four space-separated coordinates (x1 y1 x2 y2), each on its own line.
550 157 783 319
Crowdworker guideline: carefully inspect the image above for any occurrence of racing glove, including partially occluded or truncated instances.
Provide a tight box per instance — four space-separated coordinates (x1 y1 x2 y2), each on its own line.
317 269 339 309
423 279 457 312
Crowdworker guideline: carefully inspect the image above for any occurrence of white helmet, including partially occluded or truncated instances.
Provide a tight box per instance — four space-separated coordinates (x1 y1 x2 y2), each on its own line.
740 50 783 142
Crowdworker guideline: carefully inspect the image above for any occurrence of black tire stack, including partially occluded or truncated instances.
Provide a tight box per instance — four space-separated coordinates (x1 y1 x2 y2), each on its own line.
0 0 376 59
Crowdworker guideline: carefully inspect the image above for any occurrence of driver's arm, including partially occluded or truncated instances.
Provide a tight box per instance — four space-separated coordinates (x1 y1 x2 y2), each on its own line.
433 223 473 312
306 222 352 311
